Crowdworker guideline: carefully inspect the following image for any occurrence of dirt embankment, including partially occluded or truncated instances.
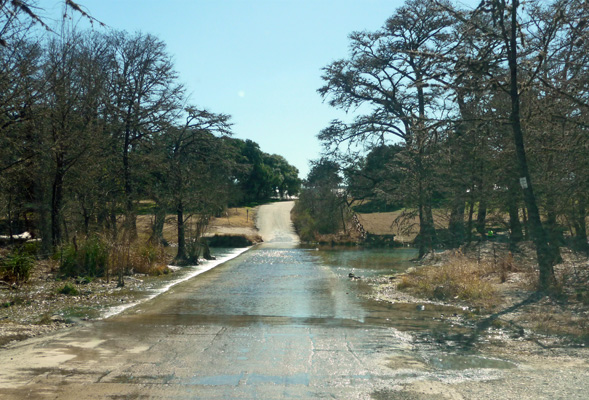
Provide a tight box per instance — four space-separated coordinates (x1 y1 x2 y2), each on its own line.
0 206 260 348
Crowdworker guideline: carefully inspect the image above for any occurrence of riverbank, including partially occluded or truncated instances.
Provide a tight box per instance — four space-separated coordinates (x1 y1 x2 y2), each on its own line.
304 207 589 349
0 207 259 348
370 241 589 350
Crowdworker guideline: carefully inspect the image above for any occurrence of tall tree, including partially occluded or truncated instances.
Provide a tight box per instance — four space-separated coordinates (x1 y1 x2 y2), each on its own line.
154 108 232 264
104 31 184 238
318 0 455 257
442 0 571 288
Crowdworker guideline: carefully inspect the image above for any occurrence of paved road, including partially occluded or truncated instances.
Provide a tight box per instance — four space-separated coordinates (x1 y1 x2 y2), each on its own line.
0 201 587 399
0 202 407 399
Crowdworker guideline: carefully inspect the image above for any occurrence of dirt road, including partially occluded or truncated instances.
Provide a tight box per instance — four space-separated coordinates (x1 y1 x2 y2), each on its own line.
255 201 299 245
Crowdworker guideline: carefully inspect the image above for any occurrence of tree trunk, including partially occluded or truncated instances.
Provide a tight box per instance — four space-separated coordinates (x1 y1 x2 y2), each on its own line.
476 199 487 236
424 197 436 246
150 204 167 246
572 196 589 254
109 202 118 240
521 206 529 240
36 180 52 256
414 77 436 258
545 197 563 264
448 194 466 248
51 156 65 248
176 201 186 262
81 202 91 236
507 182 523 245
340 204 347 234
475 165 486 236
122 136 137 240
417 202 427 258
506 0 555 289
467 198 475 243
417 192 437 258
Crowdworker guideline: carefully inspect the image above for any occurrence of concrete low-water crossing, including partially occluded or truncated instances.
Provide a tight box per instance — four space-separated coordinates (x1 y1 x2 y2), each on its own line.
0 202 544 399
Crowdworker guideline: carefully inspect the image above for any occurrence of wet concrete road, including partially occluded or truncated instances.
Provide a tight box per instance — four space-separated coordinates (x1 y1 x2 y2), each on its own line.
0 202 587 399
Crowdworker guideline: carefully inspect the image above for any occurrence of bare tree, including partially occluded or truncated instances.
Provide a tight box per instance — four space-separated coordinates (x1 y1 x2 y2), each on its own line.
318 0 456 257
152 108 232 264
0 1 102 47
103 31 184 239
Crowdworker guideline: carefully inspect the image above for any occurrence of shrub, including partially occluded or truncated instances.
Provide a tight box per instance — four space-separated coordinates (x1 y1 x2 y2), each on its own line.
291 209 317 242
58 282 78 296
59 236 109 277
124 242 170 276
0 249 34 282
58 234 170 279
292 186 350 241
20 241 41 257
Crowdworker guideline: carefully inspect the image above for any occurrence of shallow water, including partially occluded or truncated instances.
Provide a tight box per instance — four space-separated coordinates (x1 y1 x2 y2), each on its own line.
3 214 517 398
65 243 513 373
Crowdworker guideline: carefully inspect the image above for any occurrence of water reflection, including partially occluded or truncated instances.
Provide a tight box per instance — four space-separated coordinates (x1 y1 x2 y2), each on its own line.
113 242 511 375
314 246 418 278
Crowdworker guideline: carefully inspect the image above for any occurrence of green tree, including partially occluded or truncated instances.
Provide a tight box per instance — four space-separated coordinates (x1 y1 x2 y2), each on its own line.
293 159 349 240
264 154 301 199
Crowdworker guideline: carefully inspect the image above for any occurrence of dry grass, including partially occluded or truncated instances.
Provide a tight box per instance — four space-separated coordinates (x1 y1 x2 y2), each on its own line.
519 310 589 342
397 253 501 310
136 214 177 244
125 242 170 276
392 243 589 344
356 208 451 244
209 207 256 229
357 211 418 243
136 207 256 245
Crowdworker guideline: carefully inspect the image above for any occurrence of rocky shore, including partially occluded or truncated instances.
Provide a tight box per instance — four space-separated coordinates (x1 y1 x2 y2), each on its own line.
0 259 154 347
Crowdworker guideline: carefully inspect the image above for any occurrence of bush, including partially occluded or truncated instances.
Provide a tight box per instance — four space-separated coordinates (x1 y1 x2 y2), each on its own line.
58 235 171 279
126 242 170 276
397 253 499 309
0 249 34 282
58 282 78 296
59 236 109 277
206 234 255 248
291 208 317 242
20 241 41 257
292 186 350 241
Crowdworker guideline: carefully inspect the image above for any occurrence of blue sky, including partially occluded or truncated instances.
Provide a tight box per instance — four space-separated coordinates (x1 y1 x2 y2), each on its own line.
46 0 477 178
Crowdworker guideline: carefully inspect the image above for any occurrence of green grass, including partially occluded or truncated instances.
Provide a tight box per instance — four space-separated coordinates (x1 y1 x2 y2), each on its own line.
0 249 34 282
57 282 79 296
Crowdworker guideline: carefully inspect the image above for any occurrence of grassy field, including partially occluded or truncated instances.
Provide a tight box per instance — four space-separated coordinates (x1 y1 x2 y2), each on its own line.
136 207 257 245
